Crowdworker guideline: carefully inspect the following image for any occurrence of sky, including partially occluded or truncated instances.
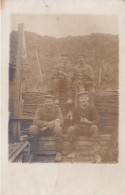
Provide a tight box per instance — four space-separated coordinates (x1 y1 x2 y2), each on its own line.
11 14 118 38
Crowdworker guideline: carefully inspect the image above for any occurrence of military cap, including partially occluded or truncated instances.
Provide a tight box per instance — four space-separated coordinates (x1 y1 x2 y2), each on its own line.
61 53 68 57
77 91 89 97
78 51 87 57
43 90 54 99
43 94 54 98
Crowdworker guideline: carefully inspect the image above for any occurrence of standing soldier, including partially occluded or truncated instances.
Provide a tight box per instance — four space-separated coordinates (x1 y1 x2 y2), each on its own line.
67 91 99 159
28 94 63 162
51 53 74 104
74 53 96 105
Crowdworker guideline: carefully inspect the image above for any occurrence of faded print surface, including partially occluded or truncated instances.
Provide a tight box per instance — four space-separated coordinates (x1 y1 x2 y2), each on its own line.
9 14 119 163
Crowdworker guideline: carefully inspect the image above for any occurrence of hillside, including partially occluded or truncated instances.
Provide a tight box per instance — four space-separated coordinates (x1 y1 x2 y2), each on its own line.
9 31 119 91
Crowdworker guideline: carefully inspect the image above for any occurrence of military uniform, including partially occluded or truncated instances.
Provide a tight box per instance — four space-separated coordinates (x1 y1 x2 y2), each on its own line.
52 61 74 100
29 104 63 133
74 62 95 105
28 104 63 156
67 104 99 139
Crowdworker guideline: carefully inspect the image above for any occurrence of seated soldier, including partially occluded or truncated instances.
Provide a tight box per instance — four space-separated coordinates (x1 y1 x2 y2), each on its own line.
51 53 74 104
67 91 99 159
74 53 96 105
28 94 63 162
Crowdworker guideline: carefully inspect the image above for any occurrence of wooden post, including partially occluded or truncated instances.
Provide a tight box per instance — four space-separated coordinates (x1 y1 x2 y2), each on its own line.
13 23 24 142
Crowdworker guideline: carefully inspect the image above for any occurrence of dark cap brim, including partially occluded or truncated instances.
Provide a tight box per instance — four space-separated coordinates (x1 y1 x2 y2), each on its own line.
61 53 68 57
43 95 55 99
77 92 89 96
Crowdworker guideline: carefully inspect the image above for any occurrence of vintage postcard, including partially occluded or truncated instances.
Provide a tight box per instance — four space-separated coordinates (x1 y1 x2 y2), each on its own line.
1 0 125 195
9 14 118 163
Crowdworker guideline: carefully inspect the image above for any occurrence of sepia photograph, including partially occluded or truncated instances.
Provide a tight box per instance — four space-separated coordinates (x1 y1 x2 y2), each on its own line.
8 14 119 163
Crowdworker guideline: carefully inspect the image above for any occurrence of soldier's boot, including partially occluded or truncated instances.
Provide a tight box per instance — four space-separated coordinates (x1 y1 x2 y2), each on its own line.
67 151 76 159
67 141 77 159
28 125 39 138
54 132 63 162
55 139 63 162
67 126 77 159
55 152 62 162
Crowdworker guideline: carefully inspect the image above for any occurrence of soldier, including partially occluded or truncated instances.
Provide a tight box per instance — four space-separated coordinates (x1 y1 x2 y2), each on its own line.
28 94 63 162
67 91 99 159
52 53 74 104
74 53 96 105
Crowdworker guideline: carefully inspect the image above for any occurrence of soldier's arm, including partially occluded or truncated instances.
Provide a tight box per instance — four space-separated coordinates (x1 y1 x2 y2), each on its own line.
50 65 58 79
88 65 95 81
72 66 77 80
55 105 63 125
33 106 49 128
67 64 74 78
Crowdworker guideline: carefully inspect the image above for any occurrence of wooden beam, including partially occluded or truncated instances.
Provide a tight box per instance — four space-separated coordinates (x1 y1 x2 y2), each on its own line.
13 23 24 142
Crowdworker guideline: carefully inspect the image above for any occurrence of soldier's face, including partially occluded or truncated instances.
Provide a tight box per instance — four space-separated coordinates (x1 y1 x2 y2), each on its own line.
79 95 89 107
79 59 84 65
62 56 68 64
45 98 54 108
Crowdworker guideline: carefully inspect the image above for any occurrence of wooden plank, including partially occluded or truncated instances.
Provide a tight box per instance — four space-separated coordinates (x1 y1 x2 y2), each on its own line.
13 24 23 117
23 154 34 162
15 153 24 162
9 142 29 162
32 150 94 155
19 82 25 117
30 140 108 147
30 141 108 152
9 142 24 158
13 24 24 142
10 116 33 120
100 134 111 140
33 150 56 155
62 155 91 162
29 135 111 141
12 121 18 142
33 149 103 156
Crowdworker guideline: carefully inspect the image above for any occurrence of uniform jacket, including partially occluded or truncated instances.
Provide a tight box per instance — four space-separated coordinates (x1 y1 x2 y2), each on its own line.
33 104 63 128
52 62 73 79
72 104 99 126
74 63 95 84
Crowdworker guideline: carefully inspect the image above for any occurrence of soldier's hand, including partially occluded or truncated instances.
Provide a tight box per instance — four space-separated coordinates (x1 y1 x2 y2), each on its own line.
83 70 89 76
48 121 55 129
59 71 67 77
81 118 90 124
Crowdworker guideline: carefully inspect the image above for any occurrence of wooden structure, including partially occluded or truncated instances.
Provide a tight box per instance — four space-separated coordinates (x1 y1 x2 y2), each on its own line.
29 135 111 163
9 141 32 162
9 23 25 142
